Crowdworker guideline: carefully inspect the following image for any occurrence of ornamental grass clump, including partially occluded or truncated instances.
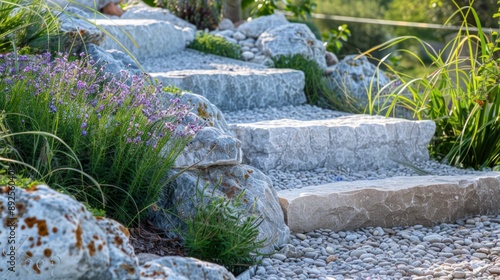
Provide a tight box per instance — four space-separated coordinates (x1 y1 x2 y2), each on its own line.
363 1 500 170
0 52 204 226
0 0 61 54
188 31 241 59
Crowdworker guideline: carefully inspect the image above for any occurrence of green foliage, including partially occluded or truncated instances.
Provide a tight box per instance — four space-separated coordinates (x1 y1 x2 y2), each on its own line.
323 24 351 54
182 183 267 275
364 1 500 169
158 0 223 30
0 0 61 54
188 31 241 59
0 53 200 226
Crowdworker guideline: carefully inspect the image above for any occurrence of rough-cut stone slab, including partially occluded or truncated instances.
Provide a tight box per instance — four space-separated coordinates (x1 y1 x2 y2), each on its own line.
140 256 235 280
94 19 186 61
278 173 500 233
230 115 435 171
142 50 306 111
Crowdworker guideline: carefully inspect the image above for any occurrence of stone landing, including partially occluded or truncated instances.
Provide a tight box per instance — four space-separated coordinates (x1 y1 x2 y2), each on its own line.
278 173 500 233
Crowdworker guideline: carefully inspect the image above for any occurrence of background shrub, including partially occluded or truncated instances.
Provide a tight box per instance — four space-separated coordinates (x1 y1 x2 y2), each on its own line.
188 31 241 59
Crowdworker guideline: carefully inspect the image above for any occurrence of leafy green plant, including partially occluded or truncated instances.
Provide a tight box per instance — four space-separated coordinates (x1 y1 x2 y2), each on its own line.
362 1 500 170
323 24 351 54
0 0 61 54
247 0 316 21
182 182 267 275
188 31 241 59
158 0 223 30
0 52 203 226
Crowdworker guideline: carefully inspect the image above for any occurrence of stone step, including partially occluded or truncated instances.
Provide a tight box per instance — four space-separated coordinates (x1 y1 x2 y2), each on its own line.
94 19 188 61
141 50 306 111
230 115 436 172
278 173 500 233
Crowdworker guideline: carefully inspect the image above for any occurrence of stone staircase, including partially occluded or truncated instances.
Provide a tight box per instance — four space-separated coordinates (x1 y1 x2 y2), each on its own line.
93 14 500 236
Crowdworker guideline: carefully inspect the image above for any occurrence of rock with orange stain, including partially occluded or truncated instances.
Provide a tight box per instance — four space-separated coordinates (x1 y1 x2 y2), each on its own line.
0 184 139 280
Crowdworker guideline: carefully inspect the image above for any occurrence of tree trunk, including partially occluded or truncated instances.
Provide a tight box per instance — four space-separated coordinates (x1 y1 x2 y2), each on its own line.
223 0 242 23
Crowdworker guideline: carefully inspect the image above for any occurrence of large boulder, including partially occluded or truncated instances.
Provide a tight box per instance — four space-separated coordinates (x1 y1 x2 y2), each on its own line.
325 55 391 106
121 5 196 30
151 165 290 254
0 184 139 280
140 256 235 280
257 23 327 70
237 14 289 38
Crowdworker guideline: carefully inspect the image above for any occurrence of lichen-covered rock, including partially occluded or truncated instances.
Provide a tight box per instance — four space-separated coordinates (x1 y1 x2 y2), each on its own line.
0 184 139 280
237 14 289 38
140 256 235 280
151 165 290 254
257 23 327 70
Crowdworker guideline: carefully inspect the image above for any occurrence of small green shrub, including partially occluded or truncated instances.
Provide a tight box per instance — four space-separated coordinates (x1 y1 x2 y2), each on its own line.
0 52 203 226
0 0 61 54
188 31 241 59
182 183 267 275
158 0 223 30
364 1 500 170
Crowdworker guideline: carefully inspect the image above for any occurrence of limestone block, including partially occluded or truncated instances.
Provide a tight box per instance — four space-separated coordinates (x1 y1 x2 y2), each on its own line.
237 14 289 38
153 69 306 111
95 19 186 61
151 165 290 254
0 184 139 280
230 115 436 171
278 174 500 232
140 256 235 280
257 23 327 70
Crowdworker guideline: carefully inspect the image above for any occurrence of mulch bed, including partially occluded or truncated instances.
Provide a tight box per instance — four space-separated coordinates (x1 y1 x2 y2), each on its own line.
128 219 186 257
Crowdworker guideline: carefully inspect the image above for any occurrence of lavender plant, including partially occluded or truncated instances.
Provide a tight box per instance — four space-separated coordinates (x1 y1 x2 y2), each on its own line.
0 52 204 225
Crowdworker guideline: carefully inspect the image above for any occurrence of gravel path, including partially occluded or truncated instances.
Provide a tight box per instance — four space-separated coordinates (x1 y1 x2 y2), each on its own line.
226 105 499 280
251 215 500 280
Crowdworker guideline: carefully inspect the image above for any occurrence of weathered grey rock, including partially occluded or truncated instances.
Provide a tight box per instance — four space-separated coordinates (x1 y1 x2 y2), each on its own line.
158 92 243 168
95 19 186 61
0 184 139 280
257 23 327 70
237 14 289 38
219 18 235 31
143 50 306 111
233 31 246 41
152 165 290 254
230 115 435 171
140 256 235 280
86 44 142 77
56 7 106 52
325 55 391 104
121 6 196 30
278 173 500 232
